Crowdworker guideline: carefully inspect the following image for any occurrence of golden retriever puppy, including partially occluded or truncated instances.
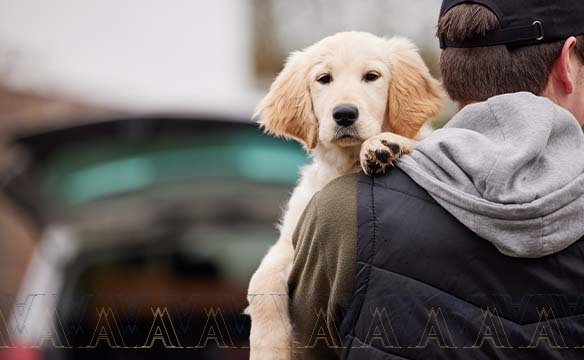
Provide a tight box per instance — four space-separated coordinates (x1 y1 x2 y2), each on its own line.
247 31 444 359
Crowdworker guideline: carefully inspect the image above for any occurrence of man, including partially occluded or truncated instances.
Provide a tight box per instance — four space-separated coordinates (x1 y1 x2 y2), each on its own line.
288 1 584 359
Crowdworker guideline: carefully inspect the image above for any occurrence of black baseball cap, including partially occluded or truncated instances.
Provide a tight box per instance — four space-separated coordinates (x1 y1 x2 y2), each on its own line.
439 0 584 49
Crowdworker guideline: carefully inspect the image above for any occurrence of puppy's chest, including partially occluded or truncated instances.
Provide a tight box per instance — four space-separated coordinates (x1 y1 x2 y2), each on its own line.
301 161 358 194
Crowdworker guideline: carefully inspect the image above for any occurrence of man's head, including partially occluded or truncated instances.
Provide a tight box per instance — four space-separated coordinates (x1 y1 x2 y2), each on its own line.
437 1 584 124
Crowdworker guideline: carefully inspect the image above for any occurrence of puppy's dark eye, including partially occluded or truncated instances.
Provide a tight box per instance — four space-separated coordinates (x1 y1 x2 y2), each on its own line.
317 74 332 85
364 71 380 82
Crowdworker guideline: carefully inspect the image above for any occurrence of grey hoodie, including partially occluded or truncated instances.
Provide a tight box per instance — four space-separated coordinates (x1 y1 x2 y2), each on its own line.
398 92 584 258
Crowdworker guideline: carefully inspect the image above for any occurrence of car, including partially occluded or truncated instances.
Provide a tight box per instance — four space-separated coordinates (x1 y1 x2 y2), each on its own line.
0 115 307 360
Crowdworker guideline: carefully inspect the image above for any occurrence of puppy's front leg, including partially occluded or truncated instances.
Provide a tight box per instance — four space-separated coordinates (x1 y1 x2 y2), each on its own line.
360 132 419 175
247 238 294 360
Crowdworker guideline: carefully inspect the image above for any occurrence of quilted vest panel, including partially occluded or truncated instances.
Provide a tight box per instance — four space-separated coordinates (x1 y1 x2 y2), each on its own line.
341 168 584 360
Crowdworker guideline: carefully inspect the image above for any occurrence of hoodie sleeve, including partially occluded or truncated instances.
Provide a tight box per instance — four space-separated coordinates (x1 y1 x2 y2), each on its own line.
288 174 358 360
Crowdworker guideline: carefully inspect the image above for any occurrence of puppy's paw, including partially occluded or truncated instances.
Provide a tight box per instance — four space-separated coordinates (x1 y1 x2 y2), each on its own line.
360 139 402 175
360 133 416 175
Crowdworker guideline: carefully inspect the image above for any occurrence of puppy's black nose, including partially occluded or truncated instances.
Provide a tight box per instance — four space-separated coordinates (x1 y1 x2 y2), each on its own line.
333 104 359 127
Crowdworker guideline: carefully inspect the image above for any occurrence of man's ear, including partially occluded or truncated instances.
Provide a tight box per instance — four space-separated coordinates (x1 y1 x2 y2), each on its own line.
254 50 318 150
555 36 578 95
385 37 445 138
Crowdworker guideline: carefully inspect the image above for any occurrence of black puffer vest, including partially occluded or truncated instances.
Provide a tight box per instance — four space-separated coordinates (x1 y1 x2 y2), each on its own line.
340 168 584 359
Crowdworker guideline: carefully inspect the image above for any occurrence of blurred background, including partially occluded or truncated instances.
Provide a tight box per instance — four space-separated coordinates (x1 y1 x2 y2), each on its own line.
0 1 450 358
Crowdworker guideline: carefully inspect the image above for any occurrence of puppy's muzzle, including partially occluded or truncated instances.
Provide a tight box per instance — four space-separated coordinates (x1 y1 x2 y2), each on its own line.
333 104 359 127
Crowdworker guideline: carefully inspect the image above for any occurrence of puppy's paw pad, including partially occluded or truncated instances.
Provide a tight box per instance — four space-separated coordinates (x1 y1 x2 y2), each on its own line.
363 152 384 175
361 149 391 175
360 138 405 175
374 149 389 163
382 140 402 157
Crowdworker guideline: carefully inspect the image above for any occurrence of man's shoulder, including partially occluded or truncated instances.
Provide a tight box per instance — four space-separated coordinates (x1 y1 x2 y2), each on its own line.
313 168 431 214
314 173 359 210
293 172 359 254
366 166 436 203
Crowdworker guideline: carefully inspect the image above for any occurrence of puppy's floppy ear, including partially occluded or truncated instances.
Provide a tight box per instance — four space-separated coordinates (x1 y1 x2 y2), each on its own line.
385 37 445 138
254 50 318 149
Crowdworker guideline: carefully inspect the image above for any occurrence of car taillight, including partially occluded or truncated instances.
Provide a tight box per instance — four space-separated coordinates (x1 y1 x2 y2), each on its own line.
0 347 43 360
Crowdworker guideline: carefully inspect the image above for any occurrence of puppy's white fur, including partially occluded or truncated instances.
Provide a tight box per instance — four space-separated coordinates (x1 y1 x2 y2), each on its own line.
247 31 444 359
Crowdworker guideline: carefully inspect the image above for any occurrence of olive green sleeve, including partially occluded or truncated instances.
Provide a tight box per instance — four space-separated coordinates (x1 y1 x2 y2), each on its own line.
288 174 358 360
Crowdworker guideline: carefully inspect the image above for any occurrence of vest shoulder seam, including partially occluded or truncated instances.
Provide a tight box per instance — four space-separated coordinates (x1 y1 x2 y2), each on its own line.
371 182 438 207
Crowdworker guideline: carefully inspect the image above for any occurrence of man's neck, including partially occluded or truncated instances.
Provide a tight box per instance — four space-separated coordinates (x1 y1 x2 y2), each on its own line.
458 100 479 109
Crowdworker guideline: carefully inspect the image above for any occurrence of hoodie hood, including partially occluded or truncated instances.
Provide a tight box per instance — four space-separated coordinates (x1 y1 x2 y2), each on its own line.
398 92 584 258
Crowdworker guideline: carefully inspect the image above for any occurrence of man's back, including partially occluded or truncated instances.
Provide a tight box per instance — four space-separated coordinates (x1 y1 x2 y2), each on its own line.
289 168 584 359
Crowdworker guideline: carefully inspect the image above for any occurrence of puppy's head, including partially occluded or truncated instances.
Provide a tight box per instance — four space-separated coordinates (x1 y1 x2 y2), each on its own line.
255 32 444 150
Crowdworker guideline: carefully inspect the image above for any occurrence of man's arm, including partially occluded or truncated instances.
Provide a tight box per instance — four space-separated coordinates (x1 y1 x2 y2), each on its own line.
287 174 358 359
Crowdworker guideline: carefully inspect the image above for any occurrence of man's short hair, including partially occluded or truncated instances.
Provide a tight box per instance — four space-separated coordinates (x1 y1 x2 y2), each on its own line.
437 3 584 102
